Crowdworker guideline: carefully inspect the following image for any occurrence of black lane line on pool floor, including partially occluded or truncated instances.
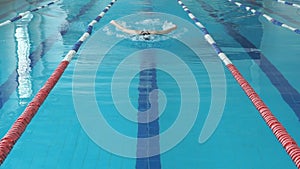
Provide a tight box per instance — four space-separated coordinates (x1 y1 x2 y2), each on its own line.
0 0 98 109
196 0 300 120
136 67 161 169
136 1 161 168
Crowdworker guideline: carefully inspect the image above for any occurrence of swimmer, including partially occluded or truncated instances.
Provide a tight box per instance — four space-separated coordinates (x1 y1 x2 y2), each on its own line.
110 20 177 40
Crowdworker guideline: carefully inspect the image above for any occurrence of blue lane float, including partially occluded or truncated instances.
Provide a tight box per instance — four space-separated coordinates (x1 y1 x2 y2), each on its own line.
273 0 300 9
0 0 60 27
63 0 116 62
227 0 300 35
177 0 232 66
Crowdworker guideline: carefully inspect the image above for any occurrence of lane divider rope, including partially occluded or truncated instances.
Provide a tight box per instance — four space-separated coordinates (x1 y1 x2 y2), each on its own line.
0 0 60 27
177 0 300 168
227 0 300 35
273 0 300 9
0 0 117 165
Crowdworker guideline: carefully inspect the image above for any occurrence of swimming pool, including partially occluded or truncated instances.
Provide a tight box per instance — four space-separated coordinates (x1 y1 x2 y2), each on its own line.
1 0 300 168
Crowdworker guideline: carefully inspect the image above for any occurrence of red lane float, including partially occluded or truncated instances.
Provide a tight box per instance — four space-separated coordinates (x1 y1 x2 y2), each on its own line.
227 64 300 168
0 61 69 163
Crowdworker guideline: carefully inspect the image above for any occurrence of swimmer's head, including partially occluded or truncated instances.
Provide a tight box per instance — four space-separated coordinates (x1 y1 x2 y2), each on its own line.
140 31 151 40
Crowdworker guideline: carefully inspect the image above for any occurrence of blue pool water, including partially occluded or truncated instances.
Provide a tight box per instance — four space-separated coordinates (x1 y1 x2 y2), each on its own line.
1 0 300 168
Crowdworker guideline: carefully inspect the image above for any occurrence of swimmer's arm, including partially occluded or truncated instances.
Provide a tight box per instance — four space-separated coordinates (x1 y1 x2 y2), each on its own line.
110 20 140 35
148 25 177 35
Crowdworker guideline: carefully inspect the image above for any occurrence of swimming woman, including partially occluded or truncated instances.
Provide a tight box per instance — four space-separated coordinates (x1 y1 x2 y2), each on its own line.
110 20 177 40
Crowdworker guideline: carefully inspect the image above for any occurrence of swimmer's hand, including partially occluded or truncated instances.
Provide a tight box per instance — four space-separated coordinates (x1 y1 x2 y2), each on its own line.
110 20 117 26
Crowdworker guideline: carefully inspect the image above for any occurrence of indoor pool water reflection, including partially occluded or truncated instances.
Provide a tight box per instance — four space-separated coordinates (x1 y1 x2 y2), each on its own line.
0 0 300 168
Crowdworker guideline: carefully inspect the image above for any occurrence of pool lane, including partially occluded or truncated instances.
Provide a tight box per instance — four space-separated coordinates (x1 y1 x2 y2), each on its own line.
196 0 300 121
136 1 161 168
0 0 98 109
